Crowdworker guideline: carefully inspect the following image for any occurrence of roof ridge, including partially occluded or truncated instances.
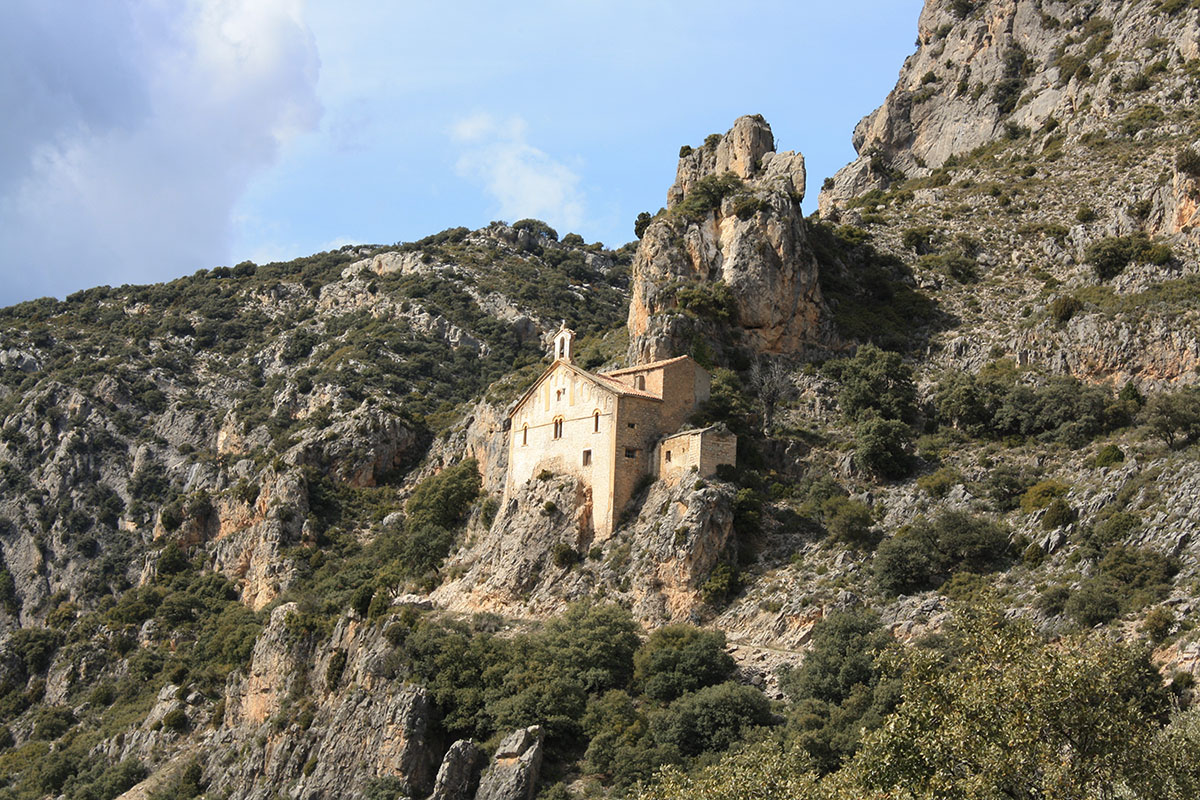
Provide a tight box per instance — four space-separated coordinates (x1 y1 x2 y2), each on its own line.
600 354 692 376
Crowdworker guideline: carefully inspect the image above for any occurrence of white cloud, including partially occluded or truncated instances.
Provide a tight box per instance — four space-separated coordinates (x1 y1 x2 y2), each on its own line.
0 0 321 303
452 113 585 232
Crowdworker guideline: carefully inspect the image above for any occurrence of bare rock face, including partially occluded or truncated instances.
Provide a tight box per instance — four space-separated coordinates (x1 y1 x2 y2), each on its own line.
819 0 1200 215
210 604 442 800
434 473 736 627
629 115 827 362
430 739 486 800
474 727 544 800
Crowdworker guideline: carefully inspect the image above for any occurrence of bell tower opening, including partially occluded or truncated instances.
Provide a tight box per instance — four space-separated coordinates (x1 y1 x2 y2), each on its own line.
552 322 575 364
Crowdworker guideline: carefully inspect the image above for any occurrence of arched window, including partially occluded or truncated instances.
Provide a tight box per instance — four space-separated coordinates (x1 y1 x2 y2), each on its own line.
522 425 528 445
635 375 646 391
593 410 600 432
553 417 564 439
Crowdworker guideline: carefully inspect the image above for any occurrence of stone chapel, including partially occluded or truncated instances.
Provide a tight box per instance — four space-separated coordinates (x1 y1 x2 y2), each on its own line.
505 325 736 538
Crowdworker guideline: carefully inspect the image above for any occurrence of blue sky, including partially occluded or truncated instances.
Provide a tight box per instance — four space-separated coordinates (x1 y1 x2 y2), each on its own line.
0 0 923 306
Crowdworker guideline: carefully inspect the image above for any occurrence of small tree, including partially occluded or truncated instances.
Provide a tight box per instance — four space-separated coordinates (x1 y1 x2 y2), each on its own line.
854 417 912 479
748 358 793 434
1142 388 1200 448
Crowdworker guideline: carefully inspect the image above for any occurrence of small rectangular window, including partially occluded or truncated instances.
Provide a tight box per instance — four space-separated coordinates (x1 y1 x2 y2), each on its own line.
625 448 637 459
627 423 636 429
582 450 592 466
665 451 672 463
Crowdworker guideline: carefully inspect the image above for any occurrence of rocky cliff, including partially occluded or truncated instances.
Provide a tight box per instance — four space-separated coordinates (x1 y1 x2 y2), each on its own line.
7 2 1200 799
628 115 831 363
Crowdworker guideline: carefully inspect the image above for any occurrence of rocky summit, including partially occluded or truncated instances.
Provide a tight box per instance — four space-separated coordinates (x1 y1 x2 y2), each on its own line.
6 1 1200 799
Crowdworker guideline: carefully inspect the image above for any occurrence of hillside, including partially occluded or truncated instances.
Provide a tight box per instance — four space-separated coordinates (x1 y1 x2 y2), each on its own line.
4 1 1200 799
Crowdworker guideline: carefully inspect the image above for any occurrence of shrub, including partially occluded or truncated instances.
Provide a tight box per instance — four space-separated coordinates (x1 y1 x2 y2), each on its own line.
1141 387 1200 447
1020 480 1069 514
1178 147 1200 177
649 682 773 758
829 344 917 423
634 625 736 702
822 495 877 548
934 510 1009 572
916 466 963 498
326 650 348 691
674 172 746 222
1076 204 1098 223
1085 234 1173 280
31 706 75 740
780 610 890 705
161 708 188 732
701 564 741 606
552 542 580 569
1049 295 1082 324
1037 585 1071 616
1066 581 1121 626
1142 607 1176 643
874 531 940 595
854 417 912 480
1094 444 1125 467
674 281 735 322
406 459 481 530
1041 498 1076 530
1092 511 1141 547
634 212 653 239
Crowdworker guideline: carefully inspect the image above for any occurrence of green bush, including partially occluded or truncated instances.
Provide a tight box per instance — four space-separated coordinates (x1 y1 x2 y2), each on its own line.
1085 234 1173 280
326 650 348 691
1092 511 1141 547
634 211 653 239
1179 148 1200 177
916 466 963 498
828 345 917 423
1094 444 1125 467
674 173 746 222
701 564 742 606
31 706 75 740
1020 480 1069 514
853 417 912 480
649 682 773 757
1141 387 1200 447
1142 607 1176 642
822 495 877 548
780 610 890 705
633 625 736 702
1065 581 1121 626
874 531 940 595
1049 295 1082 323
161 708 188 732
405 459 481 530
552 542 580 569
1041 498 1076 530
875 511 1009 595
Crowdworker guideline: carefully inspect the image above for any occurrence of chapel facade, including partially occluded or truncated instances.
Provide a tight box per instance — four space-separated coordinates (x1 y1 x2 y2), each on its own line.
505 325 736 538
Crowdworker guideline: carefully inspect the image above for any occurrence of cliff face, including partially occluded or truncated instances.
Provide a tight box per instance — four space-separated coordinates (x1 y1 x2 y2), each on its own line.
822 0 1200 215
628 115 830 363
817 0 1200 387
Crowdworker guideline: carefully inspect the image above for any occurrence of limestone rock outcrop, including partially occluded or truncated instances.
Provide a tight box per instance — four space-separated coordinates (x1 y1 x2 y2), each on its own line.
820 0 1200 215
430 739 486 800
434 473 736 627
474 727 544 800
629 115 828 362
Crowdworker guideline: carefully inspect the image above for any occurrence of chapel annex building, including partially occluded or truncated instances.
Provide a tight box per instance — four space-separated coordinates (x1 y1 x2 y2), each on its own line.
506 325 736 539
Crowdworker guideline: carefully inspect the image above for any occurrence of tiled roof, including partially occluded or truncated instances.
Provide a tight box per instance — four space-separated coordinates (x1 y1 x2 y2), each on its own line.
592 373 661 400
599 355 693 377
